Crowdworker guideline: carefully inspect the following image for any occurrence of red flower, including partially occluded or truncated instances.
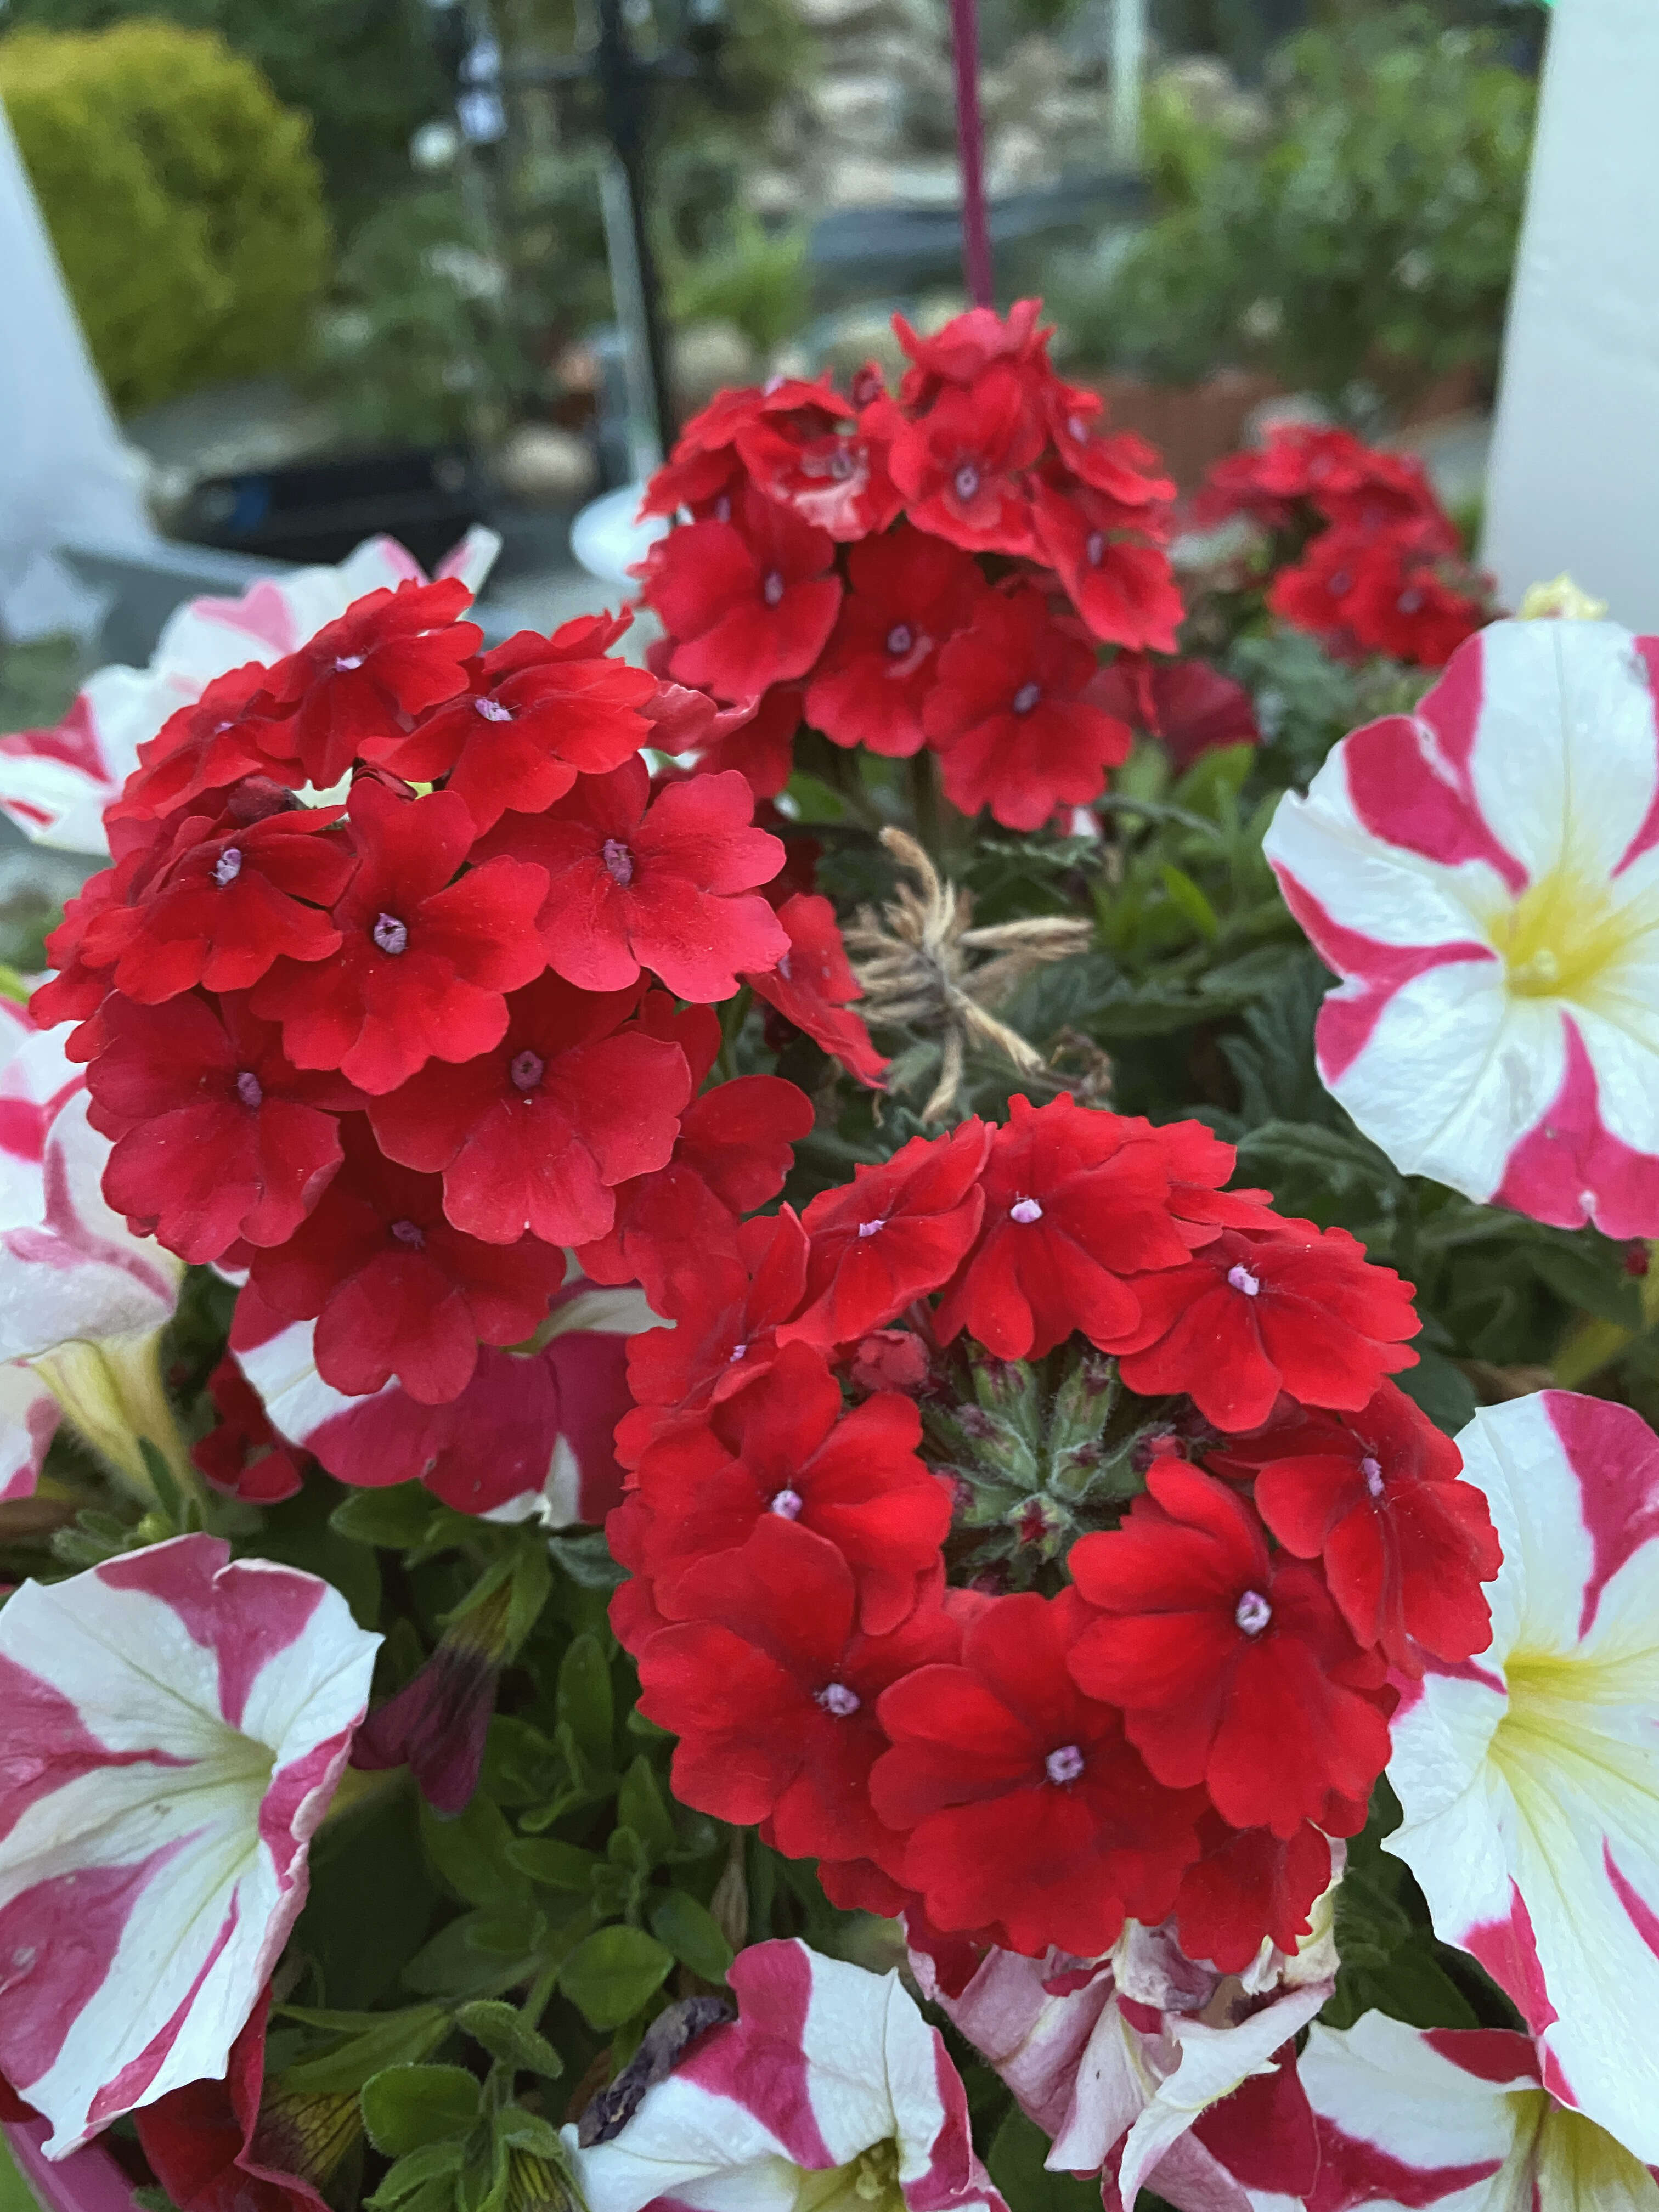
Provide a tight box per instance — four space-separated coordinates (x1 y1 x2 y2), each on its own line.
479 757 788 1002
1085 653 1259 771
1030 480 1183 653
882 366 1043 557
259 578 479 789
870 1587 1204 1957
363 619 656 833
89 803 353 1003
1193 425 1443 536
679 685 804 801
247 1119 566 1404
617 1206 811 1465
1047 393 1176 507
747 891 888 1088
1173 1814 1337 1974
114 662 295 824
737 408 901 541
250 779 548 1094
1207 1381 1501 1673
191 1358 306 1504
1113 1219 1420 1432
365 973 692 1246
803 527 988 758
934 1096 1200 1359
1067 1462 1395 1837
1269 521 1487 669
782 1120 990 1347
641 376 850 516
894 297 1049 407
634 1338 950 1635
923 586 1132 832
90 992 353 1262
634 1515 959 1867
136 1990 331 2212
577 1000 812 1310
647 485 842 704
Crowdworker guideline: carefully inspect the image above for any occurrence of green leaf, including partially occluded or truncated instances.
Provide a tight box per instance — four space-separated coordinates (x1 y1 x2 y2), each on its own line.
1523 1237 1642 1331
294 1790 439 2009
420 1795 531 1914
330 1483 443 1549
455 2001 563 2078
138 1437 186 1527
986 2109 1102 2212
548 1531 627 1590
1156 861 1220 941
275 2003 449 2096
360 2063 482 2154
617 1758 676 1863
1395 1347 1479 1436
503 1537 553 1652
648 1890 733 1985
558 1925 674 2029
365 2141 466 2208
507 1838 602 1891
402 1912 542 2001
557 1634 614 1765
493 2111 566 2159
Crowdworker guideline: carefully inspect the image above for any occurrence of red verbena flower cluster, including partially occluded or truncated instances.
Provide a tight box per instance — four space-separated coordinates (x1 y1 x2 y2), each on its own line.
33 580 883 1407
1195 423 1492 669
635 298 1186 831
610 1092 1501 1973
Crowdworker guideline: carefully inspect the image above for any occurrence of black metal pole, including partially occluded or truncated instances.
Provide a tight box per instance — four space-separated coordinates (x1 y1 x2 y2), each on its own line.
593 0 678 455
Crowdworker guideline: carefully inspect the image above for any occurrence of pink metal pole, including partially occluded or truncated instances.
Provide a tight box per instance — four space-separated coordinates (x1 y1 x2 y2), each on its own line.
949 0 994 309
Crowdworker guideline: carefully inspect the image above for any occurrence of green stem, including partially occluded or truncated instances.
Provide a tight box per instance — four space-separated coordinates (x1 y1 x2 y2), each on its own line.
907 748 941 861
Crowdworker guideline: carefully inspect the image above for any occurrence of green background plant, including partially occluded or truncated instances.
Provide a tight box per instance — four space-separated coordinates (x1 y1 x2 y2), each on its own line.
0 21 330 414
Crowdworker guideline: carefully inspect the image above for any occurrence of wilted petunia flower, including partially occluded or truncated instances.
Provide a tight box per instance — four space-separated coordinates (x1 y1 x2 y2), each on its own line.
0 1533 380 2154
1264 618 1659 1238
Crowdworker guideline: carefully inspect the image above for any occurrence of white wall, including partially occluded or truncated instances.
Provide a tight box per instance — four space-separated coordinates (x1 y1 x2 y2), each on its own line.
1483 1 1659 627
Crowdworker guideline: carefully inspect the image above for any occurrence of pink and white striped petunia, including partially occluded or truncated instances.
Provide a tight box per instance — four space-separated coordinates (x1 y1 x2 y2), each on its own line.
230 1276 662 1522
565 1938 1008 2212
1387 1389 1659 2162
0 529 499 854
1292 2011 1659 2212
0 1000 182 1495
0 1534 380 2155
1263 619 1659 1236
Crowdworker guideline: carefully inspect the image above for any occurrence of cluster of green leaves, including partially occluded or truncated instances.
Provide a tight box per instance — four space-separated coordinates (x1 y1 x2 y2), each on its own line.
1048 9 1536 414
230 1481 864 2212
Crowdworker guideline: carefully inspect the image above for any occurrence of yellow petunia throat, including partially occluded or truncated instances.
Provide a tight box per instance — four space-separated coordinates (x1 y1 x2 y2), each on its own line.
1492 867 1650 1004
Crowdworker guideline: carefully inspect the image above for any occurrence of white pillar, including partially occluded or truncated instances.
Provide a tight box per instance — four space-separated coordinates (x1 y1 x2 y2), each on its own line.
0 104 152 640
1109 0 1147 172
1482 1 1659 626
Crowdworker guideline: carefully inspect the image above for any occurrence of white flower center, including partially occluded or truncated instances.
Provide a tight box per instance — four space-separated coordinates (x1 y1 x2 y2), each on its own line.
1045 1743 1085 1785
1361 1454 1385 1498
857 1217 885 1239
373 913 409 955
1009 1197 1043 1223
475 696 513 721
1227 1262 1261 1296
769 1488 804 1519
816 1682 860 1717
1235 1589 1272 1635
214 848 243 886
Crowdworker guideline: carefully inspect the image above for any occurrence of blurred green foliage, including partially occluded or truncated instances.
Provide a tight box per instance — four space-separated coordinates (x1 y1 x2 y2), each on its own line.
1051 10 1535 413
0 21 330 413
0 0 446 225
668 215 810 354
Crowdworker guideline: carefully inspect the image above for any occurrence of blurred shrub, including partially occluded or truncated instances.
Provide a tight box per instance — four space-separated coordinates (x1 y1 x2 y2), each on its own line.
311 186 523 449
0 0 445 225
1 22 329 414
668 215 810 355
1049 10 1535 413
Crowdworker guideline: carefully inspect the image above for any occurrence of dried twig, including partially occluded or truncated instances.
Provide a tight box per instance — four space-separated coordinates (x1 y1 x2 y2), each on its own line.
845 829 1094 1121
